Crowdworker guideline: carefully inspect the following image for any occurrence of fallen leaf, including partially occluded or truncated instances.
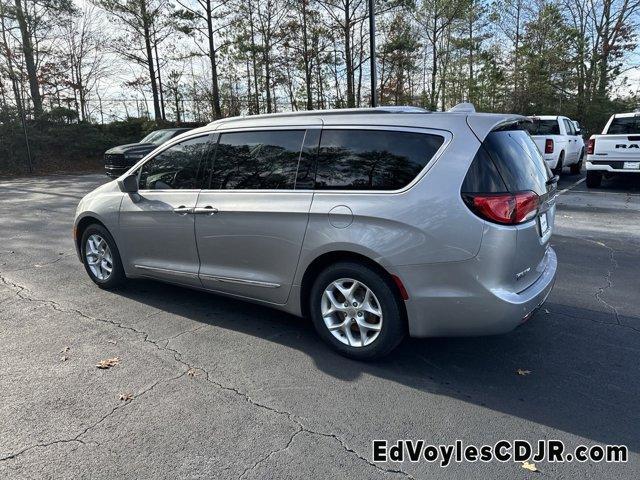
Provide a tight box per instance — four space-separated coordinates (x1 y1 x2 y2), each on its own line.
187 368 197 377
60 346 70 353
60 355 69 362
119 393 133 401
96 357 120 369
516 369 531 376
522 461 539 472
107 340 117 345
544 309 550 314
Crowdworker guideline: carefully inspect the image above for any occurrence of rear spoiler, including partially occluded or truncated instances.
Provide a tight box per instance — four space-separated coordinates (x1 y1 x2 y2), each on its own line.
466 114 526 143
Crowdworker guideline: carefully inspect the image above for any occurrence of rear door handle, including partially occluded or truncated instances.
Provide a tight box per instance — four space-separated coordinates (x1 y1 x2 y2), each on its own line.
173 206 193 215
193 206 219 215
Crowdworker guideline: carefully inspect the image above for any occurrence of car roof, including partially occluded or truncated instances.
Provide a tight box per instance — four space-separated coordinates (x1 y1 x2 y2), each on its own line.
528 115 560 120
186 106 524 141
611 112 640 118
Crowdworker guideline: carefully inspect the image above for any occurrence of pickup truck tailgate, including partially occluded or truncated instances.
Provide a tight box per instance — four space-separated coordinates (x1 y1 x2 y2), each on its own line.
594 134 640 159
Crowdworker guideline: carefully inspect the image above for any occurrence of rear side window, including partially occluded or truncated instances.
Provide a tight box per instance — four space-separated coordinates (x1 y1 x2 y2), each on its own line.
315 129 444 190
210 130 305 190
484 130 551 195
607 116 640 134
463 130 551 196
523 120 560 135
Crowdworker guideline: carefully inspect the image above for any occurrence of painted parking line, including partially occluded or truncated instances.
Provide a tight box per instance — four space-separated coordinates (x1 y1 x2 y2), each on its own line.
558 177 585 195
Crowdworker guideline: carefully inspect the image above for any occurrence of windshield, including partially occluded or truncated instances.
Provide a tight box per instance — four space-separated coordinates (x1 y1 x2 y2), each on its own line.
523 119 560 135
607 116 640 134
140 130 176 145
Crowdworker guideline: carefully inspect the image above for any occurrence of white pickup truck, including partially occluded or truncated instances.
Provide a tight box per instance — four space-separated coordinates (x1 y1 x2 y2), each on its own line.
586 112 640 188
524 115 585 175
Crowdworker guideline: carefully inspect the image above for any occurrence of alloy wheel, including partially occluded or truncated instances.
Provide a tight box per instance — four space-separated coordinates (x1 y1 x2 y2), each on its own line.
85 234 113 281
321 278 383 347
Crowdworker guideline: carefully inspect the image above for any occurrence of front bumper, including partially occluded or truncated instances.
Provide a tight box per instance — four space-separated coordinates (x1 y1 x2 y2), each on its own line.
394 248 557 338
105 165 129 178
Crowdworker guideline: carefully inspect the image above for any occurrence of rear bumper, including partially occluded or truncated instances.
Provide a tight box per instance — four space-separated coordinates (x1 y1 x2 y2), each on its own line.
586 160 640 174
394 248 557 338
543 155 560 169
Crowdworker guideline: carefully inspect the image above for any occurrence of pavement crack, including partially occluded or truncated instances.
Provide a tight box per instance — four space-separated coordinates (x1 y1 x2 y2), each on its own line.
590 240 621 325
238 428 304 479
0 274 413 478
0 371 187 462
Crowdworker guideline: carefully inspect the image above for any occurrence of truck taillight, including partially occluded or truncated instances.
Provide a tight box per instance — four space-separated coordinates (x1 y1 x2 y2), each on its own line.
587 138 595 155
545 139 554 154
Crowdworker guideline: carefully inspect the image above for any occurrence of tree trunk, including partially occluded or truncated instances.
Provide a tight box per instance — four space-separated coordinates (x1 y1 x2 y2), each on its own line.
344 0 355 107
206 0 222 118
13 0 42 116
141 3 162 121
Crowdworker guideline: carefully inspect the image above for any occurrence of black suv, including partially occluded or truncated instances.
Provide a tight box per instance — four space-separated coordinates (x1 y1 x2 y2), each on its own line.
104 128 191 178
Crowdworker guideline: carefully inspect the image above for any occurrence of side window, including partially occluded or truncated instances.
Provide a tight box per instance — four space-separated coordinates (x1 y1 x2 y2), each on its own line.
563 119 575 136
210 130 305 190
315 129 445 190
139 135 210 190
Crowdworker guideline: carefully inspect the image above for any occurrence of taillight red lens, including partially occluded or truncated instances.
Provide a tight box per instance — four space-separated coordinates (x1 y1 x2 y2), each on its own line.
545 139 554 154
464 191 539 225
587 138 595 155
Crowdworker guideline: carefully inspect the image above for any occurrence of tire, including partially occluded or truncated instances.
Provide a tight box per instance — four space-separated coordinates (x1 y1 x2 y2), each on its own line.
80 223 126 289
586 170 602 188
309 261 406 360
570 149 584 174
552 153 564 175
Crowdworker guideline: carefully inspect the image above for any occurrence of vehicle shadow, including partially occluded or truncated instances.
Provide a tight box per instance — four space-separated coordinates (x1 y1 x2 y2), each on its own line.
113 277 640 453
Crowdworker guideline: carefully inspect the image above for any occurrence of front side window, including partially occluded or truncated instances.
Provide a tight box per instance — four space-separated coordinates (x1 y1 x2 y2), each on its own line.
315 129 444 190
138 135 210 190
209 130 305 190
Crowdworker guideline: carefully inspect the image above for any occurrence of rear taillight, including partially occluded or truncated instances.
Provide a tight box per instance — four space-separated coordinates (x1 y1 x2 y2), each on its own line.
545 139 554 154
463 191 540 225
587 138 595 155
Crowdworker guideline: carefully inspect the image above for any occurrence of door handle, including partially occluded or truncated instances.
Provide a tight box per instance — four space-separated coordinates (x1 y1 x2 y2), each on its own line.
193 206 219 215
173 206 193 215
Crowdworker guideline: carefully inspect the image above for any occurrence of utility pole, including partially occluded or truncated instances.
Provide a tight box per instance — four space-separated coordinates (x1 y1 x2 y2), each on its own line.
368 0 377 107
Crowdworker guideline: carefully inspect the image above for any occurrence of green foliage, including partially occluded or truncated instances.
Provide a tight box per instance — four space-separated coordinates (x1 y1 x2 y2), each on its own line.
0 118 160 176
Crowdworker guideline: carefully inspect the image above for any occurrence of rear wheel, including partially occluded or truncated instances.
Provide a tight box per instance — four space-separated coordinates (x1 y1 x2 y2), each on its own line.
81 224 126 289
309 262 406 360
570 149 584 174
586 170 602 188
552 153 564 175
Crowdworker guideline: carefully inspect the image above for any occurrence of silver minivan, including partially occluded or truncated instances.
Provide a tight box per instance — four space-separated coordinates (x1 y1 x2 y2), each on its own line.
74 106 557 359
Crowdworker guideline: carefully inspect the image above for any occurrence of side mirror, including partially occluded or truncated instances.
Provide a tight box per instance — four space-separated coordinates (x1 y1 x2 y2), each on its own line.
118 173 139 193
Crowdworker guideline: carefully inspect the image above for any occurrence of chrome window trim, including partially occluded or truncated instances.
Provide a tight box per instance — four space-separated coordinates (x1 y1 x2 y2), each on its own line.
198 125 452 195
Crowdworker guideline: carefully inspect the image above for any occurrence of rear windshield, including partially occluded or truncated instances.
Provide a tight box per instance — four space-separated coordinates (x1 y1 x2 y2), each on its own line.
523 119 560 135
607 116 640 134
463 129 551 196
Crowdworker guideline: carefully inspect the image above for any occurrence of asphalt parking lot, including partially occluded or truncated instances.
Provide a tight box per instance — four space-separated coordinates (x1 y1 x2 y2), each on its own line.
1 172 639 479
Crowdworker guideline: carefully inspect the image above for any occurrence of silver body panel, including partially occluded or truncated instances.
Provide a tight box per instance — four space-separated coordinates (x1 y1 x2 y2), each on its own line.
74 109 557 338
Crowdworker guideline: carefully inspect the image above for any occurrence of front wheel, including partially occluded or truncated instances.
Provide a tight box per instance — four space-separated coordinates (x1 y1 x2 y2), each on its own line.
586 170 602 188
81 224 126 289
309 262 406 360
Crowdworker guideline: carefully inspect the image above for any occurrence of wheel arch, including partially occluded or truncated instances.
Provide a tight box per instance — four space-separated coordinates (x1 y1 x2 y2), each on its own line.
74 215 109 258
299 250 407 321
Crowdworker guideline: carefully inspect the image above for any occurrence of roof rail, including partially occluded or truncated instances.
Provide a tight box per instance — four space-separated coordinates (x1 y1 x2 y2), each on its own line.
208 106 430 125
448 102 476 113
